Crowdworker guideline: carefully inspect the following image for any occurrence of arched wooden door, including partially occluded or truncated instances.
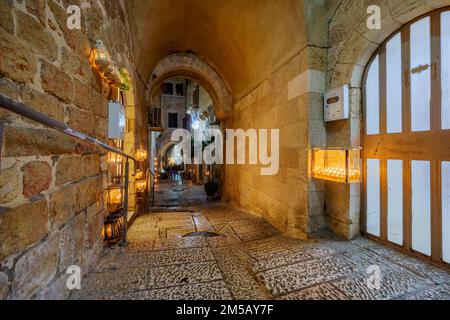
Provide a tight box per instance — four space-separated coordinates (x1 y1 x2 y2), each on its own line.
362 8 450 268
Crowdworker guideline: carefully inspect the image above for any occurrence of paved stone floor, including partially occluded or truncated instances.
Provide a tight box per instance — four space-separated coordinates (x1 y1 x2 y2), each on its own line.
72 180 450 300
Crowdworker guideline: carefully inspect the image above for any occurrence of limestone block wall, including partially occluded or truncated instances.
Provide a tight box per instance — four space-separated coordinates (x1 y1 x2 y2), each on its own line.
325 0 450 239
223 1 330 239
0 0 146 299
223 46 327 239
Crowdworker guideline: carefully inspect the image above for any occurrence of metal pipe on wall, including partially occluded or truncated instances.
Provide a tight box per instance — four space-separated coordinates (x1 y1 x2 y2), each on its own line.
0 92 146 244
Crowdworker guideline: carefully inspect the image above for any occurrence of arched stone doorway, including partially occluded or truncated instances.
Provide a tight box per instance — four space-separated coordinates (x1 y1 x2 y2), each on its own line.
148 52 232 120
361 8 450 267
147 54 229 204
327 3 450 267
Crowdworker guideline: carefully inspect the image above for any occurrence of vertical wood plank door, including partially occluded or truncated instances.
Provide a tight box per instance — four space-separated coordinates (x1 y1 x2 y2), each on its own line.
362 8 450 268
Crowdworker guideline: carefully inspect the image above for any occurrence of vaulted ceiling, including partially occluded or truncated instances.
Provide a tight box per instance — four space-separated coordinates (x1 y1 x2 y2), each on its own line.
126 0 308 99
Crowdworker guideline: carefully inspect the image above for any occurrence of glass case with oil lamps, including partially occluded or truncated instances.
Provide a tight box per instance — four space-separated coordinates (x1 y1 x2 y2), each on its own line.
311 147 361 183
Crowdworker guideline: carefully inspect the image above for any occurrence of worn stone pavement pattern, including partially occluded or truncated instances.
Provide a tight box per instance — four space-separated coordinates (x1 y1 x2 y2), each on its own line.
72 203 450 300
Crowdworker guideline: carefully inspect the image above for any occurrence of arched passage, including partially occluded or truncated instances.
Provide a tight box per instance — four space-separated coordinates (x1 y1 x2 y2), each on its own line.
148 52 232 120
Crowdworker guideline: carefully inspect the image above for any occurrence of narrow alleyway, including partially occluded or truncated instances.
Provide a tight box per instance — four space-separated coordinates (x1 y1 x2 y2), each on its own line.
72 202 450 300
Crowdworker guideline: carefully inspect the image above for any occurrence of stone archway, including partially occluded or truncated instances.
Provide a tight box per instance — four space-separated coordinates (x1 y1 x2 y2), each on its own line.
148 52 233 120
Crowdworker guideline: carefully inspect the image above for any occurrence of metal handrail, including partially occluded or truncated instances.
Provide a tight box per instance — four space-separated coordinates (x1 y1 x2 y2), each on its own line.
0 92 150 246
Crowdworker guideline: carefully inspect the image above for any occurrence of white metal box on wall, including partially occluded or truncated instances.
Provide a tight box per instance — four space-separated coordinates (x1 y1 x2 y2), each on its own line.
108 102 125 139
324 84 349 122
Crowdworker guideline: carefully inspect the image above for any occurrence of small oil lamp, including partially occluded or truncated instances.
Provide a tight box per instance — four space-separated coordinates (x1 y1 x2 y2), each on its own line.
136 180 147 192
135 169 144 180
136 149 148 162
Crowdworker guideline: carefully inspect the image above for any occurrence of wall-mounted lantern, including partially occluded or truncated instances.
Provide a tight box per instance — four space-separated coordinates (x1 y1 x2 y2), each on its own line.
102 209 124 243
311 147 361 183
91 40 111 72
90 40 127 88
109 153 122 164
136 180 147 192
108 187 123 205
136 149 148 162
135 169 144 180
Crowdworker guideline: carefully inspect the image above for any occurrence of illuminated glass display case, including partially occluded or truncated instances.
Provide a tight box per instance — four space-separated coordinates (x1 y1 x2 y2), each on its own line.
311 147 361 183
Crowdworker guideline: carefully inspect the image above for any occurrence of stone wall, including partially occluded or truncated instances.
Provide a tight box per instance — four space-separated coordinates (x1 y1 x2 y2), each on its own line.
223 50 327 239
325 0 450 239
222 1 329 239
0 0 146 299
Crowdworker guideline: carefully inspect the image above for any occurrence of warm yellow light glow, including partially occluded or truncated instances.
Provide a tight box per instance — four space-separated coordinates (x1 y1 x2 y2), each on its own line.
135 170 144 180
315 167 360 183
109 153 122 164
136 149 148 161
109 188 122 204
105 224 112 238
91 40 111 71
136 180 147 192
311 148 361 183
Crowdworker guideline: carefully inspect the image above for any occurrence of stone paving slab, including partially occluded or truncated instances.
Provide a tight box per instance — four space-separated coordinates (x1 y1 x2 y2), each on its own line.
276 283 348 300
212 247 270 300
257 255 360 296
389 257 450 285
251 250 314 273
126 240 155 252
120 281 232 300
166 227 197 239
152 237 208 250
398 283 450 300
96 247 215 270
148 261 223 288
330 269 426 300
237 229 278 242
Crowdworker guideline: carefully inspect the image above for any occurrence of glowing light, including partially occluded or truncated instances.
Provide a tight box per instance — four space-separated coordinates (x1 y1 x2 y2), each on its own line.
192 120 200 130
91 40 111 71
109 153 122 164
311 148 361 183
136 180 146 192
108 188 122 204
136 149 148 161
135 170 144 180
315 167 360 183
